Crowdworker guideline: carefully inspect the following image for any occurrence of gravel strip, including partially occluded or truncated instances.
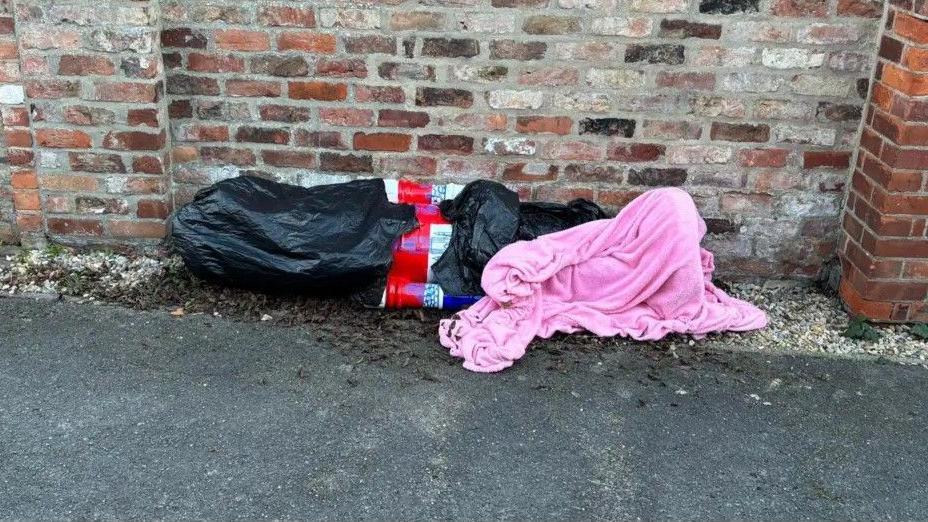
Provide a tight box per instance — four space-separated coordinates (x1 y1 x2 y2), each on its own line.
2 248 927 367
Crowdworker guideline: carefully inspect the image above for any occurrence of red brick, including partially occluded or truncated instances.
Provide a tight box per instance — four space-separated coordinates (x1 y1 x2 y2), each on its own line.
42 175 98 192
235 126 290 145
418 134 474 155
379 157 437 177
839 277 893 321
69 152 126 173
903 47 928 72
607 143 665 162
542 141 603 161
127 109 159 128
356 85 405 104
16 215 43 233
881 63 928 96
289 81 348 101
133 156 164 174
894 12 928 45
353 132 412 152
516 116 572 135
161 28 207 49
25 80 79 99
215 29 270 51
319 152 373 173
803 150 851 169
47 218 104 236
315 58 367 78
277 32 337 53
137 200 170 219
58 55 114 76
378 109 429 128
501 162 558 182
102 130 167 151
36 128 92 149
320 108 374 126
837 0 883 17
261 150 316 168
258 6 316 27
226 80 281 97
109 220 167 239
10 171 38 190
0 41 17 59
94 82 158 103
772 0 827 16
4 129 31 148
738 148 789 167
188 52 245 73
13 190 40 211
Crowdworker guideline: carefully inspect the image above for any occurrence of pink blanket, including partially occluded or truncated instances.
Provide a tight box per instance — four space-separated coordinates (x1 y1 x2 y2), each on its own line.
438 188 768 373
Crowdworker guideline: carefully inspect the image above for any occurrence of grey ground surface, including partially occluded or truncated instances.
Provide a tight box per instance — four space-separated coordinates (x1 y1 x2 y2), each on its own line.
2 296 927 520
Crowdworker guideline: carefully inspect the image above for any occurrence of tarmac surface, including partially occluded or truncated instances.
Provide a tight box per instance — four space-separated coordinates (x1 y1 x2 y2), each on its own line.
1 296 927 520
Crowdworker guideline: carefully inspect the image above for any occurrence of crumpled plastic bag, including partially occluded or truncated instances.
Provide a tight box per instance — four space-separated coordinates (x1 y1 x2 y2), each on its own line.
170 176 417 295
432 180 608 295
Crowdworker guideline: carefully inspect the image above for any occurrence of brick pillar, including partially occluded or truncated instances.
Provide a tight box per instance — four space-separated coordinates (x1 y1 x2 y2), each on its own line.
14 0 171 246
840 1 928 322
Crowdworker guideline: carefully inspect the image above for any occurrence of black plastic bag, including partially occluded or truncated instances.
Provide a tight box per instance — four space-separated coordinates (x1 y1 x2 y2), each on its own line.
432 180 607 295
170 176 417 295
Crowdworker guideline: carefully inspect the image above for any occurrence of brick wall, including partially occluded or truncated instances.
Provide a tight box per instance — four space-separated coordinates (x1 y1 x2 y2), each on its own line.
12 0 172 247
1 0 888 281
840 0 928 321
0 0 22 244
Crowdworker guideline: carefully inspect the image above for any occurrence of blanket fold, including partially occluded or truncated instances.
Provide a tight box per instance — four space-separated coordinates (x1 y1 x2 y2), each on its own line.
438 188 768 373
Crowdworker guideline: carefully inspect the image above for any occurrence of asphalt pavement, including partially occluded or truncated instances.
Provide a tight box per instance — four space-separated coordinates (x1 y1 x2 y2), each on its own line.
1 296 927 520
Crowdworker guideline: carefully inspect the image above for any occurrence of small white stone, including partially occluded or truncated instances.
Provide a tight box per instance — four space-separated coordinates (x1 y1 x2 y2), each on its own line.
0 84 25 105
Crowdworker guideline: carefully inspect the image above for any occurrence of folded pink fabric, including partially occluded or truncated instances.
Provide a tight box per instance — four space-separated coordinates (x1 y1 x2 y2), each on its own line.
438 187 768 373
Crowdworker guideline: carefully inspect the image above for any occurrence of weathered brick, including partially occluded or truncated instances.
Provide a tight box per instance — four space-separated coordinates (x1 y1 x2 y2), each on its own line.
804 150 851 169
580 118 636 137
259 104 311 123
277 32 337 53
380 157 437 177
422 38 480 58
261 150 316 169
710 122 770 142
628 168 688 186
137 200 170 219
738 148 789 167
772 0 827 16
379 109 430 128
200 146 257 166
289 81 348 101
320 152 373 173
188 53 245 73
700 0 759 13
658 20 721 39
320 108 374 126
258 6 316 27
454 65 509 83
102 130 166 151
625 44 685 64
516 116 573 134
484 137 537 156
591 17 653 36
416 87 474 108
161 28 207 49
542 141 603 161
250 55 309 77
354 132 413 152
315 58 367 78
227 80 282 97
486 90 544 109
378 62 435 81
356 85 405 104
418 134 474 154
490 40 547 60
58 55 115 76
523 16 581 35
167 74 219 96
215 29 270 51
502 162 557 181
25 80 79 99
608 143 665 161
295 130 346 149
345 35 396 55
47 218 104 236
668 145 732 164
391 12 444 31
36 129 92 149
656 72 715 90
235 126 290 145
518 67 578 86
319 9 381 29
95 81 160 102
